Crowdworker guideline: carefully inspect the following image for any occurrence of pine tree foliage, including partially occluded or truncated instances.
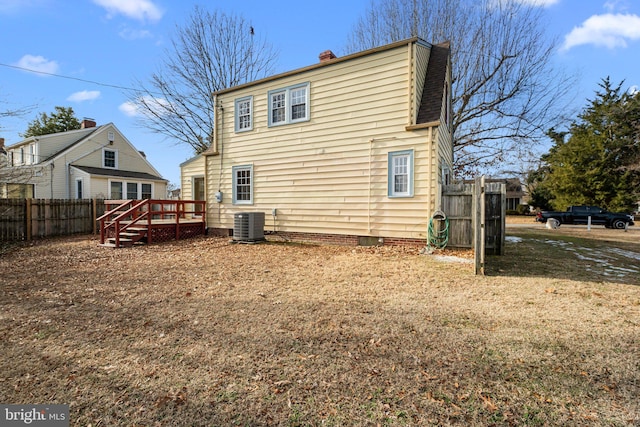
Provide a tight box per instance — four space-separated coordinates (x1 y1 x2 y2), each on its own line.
541 78 639 212
21 106 81 138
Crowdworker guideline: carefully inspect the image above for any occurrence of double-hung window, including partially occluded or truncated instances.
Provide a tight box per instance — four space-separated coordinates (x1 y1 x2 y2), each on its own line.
127 183 138 199
268 82 310 126
110 181 123 199
232 165 253 205
235 96 253 132
388 150 414 198
141 183 152 199
103 148 117 168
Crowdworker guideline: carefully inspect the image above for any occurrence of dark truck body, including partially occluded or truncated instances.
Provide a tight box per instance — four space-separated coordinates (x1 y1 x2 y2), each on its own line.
536 205 634 229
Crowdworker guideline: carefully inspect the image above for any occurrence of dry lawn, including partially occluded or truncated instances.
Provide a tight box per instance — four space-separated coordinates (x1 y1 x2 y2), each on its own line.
0 231 638 426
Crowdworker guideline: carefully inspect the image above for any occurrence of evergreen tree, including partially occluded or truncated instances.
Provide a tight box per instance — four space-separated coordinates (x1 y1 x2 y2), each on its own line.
541 78 639 212
21 106 81 138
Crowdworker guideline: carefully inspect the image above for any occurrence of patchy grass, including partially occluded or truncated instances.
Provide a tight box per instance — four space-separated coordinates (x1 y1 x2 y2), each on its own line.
1 233 638 426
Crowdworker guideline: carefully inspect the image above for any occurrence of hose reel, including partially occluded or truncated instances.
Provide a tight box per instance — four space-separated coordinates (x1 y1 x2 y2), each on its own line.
427 210 449 250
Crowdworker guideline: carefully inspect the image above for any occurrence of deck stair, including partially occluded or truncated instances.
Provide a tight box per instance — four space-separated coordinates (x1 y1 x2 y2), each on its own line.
97 199 206 249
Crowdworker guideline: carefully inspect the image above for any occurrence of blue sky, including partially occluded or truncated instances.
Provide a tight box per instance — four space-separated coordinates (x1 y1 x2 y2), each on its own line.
1 0 639 185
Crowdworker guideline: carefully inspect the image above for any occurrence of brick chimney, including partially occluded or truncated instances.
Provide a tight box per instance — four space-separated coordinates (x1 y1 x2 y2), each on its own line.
0 137 5 155
319 50 337 62
81 118 96 129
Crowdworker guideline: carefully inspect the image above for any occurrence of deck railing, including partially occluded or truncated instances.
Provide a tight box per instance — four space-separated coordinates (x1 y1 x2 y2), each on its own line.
98 199 206 246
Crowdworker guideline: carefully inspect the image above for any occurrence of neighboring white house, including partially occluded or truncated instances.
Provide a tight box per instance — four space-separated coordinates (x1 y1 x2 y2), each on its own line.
1 120 167 199
182 37 453 245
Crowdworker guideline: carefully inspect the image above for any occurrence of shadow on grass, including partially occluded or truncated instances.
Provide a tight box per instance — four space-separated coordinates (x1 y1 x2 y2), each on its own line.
486 228 640 286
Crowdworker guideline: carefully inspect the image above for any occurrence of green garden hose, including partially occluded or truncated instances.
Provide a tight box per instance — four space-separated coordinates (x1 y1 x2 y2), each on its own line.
427 210 449 249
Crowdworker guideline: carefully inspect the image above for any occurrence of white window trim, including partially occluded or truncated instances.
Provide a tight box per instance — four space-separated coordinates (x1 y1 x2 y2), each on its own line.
76 178 84 199
126 182 139 199
103 148 118 169
268 82 310 127
232 164 253 205
109 180 123 199
234 96 254 133
141 182 153 199
388 150 414 198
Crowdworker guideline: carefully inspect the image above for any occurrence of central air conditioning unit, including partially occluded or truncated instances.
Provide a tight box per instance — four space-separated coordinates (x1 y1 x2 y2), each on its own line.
233 212 265 243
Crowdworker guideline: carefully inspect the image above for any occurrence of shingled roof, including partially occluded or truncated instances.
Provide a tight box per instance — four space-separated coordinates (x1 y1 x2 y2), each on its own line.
417 41 451 125
71 165 166 181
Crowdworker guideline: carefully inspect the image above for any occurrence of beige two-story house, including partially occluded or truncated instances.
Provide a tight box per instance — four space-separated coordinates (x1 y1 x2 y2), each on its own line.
1 120 167 199
183 37 453 245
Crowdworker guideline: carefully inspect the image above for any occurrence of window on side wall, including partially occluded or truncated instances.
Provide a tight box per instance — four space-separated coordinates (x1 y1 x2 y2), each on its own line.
232 165 253 205
103 148 117 168
110 181 123 199
388 150 414 198
268 82 310 127
127 182 138 199
141 183 152 199
235 96 253 132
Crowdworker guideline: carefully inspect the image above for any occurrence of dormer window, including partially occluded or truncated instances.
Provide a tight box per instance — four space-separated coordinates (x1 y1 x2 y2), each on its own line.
103 148 118 169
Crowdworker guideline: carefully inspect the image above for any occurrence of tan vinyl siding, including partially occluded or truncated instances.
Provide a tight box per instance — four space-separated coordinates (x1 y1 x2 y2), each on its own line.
180 155 206 200
205 42 445 240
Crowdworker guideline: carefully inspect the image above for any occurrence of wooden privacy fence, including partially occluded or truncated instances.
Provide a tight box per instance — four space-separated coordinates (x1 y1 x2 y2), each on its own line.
441 177 506 274
0 199 107 241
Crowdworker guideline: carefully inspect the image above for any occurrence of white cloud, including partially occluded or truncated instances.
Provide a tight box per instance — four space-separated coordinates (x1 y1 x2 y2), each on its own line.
629 85 639 95
118 27 152 40
489 0 558 7
67 90 101 102
14 54 59 75
119 101 140 117
119 96 170 117
92 0 163 22
562 13 640 50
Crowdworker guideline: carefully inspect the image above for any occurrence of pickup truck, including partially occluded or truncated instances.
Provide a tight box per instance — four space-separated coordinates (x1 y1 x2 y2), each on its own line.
536 205 635 229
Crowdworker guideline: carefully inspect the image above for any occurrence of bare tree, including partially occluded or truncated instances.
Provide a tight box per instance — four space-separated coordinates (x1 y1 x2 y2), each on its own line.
347 0 575 175
1 98 36 197
128 6 279 154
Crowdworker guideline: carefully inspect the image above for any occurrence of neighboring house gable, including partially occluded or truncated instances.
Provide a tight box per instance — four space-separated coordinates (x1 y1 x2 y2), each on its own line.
183 37 452 244
1 121 167 199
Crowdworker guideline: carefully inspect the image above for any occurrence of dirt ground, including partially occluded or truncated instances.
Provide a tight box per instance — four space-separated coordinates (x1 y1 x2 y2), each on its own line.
1 233 638 426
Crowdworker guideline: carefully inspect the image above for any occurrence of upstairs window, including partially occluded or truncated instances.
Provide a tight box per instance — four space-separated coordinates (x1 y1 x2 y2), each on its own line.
268 82 310 127
103 148 117 169
235 96 253 132
388 150 414 198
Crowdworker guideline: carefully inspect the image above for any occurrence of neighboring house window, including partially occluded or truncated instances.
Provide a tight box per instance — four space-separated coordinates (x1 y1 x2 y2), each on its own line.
141 183 152 199
103 149 117 168
8 152 13 166
110 181 123 199
127 183 138 199
20 147 24 165
268 82 310 126
235 96 253 132
388 150 414 198
441 165 451 186
7 184 34 198
29 144 35 164
76 179 83 199
232 165 253 205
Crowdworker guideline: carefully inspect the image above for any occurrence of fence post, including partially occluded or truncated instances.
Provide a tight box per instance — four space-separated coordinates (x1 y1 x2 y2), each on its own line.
92 198 97 235
26 198 32 241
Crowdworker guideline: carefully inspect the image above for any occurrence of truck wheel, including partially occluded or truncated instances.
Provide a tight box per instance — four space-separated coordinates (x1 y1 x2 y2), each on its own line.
546 218 560 229
612 219 626 229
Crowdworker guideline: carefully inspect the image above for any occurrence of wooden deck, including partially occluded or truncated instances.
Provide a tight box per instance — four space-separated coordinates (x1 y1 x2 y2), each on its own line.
98 200 206 248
